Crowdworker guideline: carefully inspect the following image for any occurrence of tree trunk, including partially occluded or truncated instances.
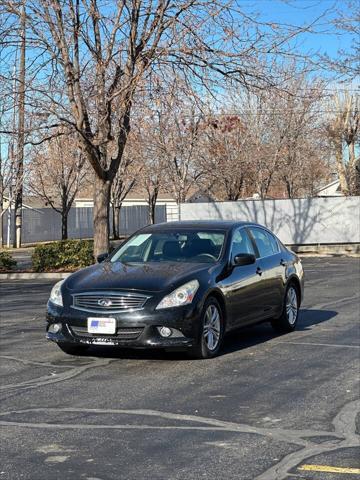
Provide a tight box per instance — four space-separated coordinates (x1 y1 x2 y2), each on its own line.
0 203 3 248
93 176 111 257
111 202 116 239
285 179 293 198
354 159 360 195
113 204 121 240
335 140 349 195
0 139 3 248
348 141 357 195
348 141 356 168
148 190 159 224
61 211 68 240
149 200 155 224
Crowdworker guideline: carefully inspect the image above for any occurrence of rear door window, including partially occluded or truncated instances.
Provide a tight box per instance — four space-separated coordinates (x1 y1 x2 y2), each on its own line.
249 228 279 258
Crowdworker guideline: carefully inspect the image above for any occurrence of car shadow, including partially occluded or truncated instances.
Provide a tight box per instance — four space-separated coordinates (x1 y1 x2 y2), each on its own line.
83 308 337 361
296 308 338 330
86 345 190 361
221 308 338 356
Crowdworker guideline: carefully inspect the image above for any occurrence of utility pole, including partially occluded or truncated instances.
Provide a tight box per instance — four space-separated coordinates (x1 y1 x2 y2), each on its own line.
0 129 3 248
13 1 26 248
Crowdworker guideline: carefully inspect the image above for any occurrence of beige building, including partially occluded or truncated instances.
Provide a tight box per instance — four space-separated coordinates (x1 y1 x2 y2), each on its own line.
74 191 179 222
315 179 343 197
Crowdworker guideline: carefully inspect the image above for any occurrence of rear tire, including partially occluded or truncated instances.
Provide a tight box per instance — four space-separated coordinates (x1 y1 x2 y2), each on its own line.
271 283 299 333
189 297 224 359
57 343 89 356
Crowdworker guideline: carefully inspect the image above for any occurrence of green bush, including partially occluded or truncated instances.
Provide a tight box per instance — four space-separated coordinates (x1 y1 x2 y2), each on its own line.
0 251 17 271
32 240 94 272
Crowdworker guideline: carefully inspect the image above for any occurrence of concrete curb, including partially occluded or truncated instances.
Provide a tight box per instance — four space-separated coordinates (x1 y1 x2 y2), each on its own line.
0 272 72 280
289 243 360 255
298 253 360 258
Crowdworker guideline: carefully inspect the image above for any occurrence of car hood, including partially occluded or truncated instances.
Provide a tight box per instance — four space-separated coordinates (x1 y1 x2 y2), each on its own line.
64 261 214 293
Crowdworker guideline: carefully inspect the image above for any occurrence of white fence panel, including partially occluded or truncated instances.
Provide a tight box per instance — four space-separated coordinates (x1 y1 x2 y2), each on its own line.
180 197 360 245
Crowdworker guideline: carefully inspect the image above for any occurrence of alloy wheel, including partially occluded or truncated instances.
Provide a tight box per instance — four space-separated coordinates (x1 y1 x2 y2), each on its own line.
203 304 221 351
286 286 298 325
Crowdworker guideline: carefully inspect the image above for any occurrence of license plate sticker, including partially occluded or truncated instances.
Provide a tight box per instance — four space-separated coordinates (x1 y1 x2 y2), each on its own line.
87 317 116 334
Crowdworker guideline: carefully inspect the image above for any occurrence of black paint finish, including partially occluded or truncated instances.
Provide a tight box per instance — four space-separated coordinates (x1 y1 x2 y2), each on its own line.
46 221 304 351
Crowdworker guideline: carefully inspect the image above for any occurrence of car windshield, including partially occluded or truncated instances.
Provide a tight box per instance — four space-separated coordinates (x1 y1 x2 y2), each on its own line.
111 230 226 264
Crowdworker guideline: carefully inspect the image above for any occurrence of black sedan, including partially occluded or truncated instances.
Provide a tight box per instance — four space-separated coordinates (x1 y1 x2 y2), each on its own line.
46 221 304 359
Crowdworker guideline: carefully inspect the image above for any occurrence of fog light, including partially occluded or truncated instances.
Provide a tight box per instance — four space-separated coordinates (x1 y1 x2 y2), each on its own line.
49 323 62 333
159 327 172 338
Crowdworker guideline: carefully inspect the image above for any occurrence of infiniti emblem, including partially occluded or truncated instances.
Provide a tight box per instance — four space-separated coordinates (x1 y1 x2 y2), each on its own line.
98 298 113 307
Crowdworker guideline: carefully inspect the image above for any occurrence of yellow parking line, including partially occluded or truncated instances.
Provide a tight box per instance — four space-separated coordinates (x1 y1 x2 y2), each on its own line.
299 465 360 474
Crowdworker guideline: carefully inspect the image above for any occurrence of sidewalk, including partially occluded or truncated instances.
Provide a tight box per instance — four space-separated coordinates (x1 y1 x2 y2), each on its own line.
0 239 126 278
1 240 358 280
7 248 34 271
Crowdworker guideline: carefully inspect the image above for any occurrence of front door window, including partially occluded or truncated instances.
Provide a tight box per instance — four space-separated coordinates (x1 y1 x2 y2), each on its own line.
231 228 255 260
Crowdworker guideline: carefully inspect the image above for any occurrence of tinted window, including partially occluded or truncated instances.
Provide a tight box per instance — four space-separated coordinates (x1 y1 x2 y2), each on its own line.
231 228 255 258
249 228 279 257
111 230 226 264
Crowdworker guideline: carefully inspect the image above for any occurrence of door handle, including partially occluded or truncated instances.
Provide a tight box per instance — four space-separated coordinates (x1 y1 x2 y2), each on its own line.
280 259 287 266
256 267 263 276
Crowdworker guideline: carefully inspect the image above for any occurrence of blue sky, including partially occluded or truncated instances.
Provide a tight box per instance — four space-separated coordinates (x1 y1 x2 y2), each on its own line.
241 0 353 60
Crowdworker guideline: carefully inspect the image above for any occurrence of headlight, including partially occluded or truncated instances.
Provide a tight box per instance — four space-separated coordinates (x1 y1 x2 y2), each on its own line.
156 280 199 310
49 280 64 307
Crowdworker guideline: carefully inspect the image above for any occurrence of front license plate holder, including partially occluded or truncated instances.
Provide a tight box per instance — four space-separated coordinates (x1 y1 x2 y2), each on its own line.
87 317 116 334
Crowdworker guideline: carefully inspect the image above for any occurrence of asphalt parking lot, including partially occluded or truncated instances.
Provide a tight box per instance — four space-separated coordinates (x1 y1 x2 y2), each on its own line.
0 257 359 480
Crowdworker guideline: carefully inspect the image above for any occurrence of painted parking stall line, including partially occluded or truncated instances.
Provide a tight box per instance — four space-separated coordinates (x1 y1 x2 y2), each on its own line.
298 465 360 475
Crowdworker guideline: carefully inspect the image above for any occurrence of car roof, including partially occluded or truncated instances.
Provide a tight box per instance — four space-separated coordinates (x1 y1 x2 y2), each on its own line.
141 220 260 232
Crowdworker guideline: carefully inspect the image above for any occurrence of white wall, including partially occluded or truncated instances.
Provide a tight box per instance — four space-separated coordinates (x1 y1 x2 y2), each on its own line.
180 197 360 245
166 203 180 222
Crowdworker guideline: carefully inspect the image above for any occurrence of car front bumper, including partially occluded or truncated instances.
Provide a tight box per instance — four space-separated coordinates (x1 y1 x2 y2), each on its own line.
46 301 202 349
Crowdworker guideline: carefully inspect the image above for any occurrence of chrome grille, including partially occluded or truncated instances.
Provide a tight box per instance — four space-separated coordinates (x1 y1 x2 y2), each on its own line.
70 325 143 340
72 292 149 313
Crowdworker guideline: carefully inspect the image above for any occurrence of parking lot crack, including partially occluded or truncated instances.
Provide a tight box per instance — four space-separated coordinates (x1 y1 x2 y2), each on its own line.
0 406 348 449
0 358 113 392
253 399 360 480
0 355 75 369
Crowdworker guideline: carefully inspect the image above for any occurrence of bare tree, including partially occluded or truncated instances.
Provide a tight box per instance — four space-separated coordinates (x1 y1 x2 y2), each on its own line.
111 157 140 240
28 133 87 239
326 92 360 195
236 72 331 199
135 105 180 223
143 156 165 225
213 86 296 200
1 0 326 255
327 1 360 80
200 114 254 201
200 73 330 201
155 95 203 204
275 77 329 198
139 120 167 224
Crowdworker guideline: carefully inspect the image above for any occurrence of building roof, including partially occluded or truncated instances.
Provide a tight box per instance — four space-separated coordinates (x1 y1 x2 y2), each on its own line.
3 195 50 210
75 187 176 201
315 179 343 196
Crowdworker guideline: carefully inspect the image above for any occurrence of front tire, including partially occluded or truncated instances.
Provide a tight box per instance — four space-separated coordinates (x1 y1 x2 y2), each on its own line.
57 343 89 356
190 297 224 359
271 283 299 333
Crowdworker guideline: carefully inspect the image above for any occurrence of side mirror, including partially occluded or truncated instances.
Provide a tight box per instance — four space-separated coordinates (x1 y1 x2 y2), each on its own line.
97 252 109 263
233 253 256 266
